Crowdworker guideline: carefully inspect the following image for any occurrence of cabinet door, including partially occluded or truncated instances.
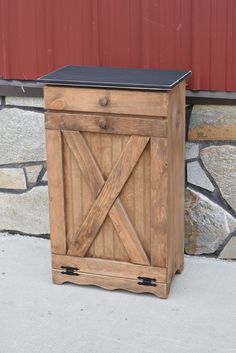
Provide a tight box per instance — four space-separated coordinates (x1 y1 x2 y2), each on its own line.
45 113 168 291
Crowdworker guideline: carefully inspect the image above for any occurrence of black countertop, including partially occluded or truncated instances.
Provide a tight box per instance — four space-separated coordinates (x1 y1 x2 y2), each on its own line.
39 65 191 91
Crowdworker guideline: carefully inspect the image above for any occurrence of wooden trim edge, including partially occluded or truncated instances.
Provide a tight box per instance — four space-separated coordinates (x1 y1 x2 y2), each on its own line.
52 270 169 298
52 254 167 283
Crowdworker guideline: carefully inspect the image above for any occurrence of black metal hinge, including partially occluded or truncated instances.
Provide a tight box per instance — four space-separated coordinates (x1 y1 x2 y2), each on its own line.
61 266 79 276
137 276 157 287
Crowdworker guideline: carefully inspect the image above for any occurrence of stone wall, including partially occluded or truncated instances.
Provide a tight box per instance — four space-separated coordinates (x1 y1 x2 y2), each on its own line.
185 105 236 259
0 97 49 236
0 96 235 259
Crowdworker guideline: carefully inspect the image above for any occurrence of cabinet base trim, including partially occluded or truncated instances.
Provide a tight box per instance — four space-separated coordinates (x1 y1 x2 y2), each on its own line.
52 269 170 298
52 254 167 283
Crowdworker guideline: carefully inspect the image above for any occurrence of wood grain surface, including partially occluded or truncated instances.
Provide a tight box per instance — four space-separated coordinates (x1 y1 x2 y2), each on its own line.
45 86 169 116
67 135 149 257
46 112 167 137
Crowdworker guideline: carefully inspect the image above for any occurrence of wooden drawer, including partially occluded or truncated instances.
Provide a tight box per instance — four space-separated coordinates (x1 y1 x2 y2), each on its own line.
45 112 168 137
45 86 169 117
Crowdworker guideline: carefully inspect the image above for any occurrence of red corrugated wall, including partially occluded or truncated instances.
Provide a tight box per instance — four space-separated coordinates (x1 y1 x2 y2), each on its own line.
0 0 235 91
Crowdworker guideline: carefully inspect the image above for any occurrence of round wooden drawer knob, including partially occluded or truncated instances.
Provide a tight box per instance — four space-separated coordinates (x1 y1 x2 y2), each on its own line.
99 96 109 107
98 118 107 130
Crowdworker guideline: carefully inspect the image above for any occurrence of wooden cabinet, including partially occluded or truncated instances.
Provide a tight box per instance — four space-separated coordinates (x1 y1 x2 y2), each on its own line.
41 66 191 298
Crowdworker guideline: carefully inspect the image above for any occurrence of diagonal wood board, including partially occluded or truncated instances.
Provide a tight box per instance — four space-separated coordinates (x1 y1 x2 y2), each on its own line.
65 131 150 262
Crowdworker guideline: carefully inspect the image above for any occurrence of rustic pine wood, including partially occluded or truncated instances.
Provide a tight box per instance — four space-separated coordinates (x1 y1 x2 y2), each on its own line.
45 83 186 298
167 82 185 281
52 270 169 298
150 138 168 267
52 254 167 282
111 135 130 261
45 112 167 137
67 135 149 257
45 130 66 254
63 131 149 265
45 86 169 116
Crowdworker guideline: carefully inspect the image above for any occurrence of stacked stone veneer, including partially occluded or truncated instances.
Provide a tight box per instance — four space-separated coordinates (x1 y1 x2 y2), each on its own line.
0 97 49 236
0 97 236 259
185 105 236 259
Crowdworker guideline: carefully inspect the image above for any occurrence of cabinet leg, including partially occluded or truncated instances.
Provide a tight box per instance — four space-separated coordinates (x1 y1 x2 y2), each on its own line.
175 262 184 274
52 270 65 284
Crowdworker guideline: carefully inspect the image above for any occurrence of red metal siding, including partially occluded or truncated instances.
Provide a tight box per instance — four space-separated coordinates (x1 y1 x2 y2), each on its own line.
0 0 235 91
191 0 236 91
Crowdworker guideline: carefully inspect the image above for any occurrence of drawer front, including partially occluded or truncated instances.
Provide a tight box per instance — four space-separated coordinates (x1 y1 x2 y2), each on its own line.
45 86 169 117
45 112 167 137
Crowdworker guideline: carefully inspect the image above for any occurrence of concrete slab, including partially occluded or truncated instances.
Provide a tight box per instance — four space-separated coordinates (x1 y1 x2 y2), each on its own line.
0 234 236 353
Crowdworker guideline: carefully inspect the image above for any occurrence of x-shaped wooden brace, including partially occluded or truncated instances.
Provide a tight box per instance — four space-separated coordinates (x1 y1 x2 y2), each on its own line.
64 131 150 265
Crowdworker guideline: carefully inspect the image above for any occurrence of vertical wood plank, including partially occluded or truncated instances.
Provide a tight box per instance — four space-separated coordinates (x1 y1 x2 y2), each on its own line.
71 139 83 240
45 129 66 254
84 133 95 257
101 134 114 258
87 132 105 258
63 135 74 249
151 137 168 267
134 147 146 254
167 83 185 278
119 136 133 262
144 146 151 257
92 133 104 258
80 133 94 256
112 135 129 261
175 84 185 274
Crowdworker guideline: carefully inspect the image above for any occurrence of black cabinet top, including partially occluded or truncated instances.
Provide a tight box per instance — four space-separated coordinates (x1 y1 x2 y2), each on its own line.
39 65 191 91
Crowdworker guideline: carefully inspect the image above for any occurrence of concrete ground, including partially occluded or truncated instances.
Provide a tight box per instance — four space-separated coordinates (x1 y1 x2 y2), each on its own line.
0 234 236 353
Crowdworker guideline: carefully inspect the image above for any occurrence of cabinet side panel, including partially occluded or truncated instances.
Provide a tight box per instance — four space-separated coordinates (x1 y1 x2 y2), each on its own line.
45 129 66 254
167 83 185 280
